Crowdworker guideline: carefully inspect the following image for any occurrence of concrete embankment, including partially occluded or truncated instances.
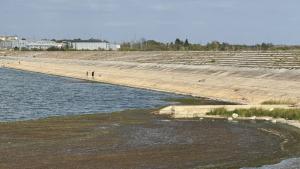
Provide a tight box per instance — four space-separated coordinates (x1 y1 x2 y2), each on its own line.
1 51 300 105
159 105 294 118
159 105 300 128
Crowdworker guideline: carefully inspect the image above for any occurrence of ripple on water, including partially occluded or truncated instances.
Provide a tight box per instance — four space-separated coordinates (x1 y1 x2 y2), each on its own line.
0 68 183 122
242 158 300 169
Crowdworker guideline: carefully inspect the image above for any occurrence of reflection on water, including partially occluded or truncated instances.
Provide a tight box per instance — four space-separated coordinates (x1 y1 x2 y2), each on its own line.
0 68 183 122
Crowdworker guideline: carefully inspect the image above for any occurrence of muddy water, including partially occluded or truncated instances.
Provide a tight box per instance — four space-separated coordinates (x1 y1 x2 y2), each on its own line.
1 110 300 169
115 114 300 169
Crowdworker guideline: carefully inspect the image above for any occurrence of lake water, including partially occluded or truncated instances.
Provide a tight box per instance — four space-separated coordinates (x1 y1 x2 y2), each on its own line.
0 68 183 122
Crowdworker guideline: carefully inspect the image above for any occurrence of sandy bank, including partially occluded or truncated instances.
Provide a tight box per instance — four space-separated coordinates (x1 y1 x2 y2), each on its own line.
1 51 300 104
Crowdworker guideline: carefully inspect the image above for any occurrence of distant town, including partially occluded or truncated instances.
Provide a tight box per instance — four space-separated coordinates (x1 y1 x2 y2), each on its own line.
2 35 300 52
0 35 121 51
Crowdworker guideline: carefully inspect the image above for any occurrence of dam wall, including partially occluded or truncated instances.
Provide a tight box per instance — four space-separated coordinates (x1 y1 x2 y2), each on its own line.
1 51 300 104
2 50 300 69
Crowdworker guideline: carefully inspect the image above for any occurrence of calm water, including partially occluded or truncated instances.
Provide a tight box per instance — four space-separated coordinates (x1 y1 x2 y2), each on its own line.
0 68 183 122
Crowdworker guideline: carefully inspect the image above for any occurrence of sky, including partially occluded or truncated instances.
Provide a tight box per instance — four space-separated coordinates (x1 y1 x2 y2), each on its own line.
0 0 300 44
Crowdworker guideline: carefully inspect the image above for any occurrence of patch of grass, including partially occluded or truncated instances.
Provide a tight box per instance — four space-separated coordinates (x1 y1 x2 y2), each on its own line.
207 108 300 120
209 59 216 63
164 97 238 105
261 99 297 105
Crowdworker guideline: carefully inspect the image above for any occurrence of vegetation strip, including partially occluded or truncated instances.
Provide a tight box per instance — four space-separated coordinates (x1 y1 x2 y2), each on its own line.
207 108 300 121
261 99 297 105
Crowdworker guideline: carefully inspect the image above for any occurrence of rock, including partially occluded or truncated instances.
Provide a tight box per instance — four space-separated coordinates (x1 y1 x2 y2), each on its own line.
272 119 277 124
199 118 204 120
264 117 272 121
232 113 239 119
250 116 256 120
228 117 233 121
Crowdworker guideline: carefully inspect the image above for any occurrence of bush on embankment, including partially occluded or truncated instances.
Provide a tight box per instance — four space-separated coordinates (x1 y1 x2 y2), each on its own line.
261 99 297 105
207 108 300 120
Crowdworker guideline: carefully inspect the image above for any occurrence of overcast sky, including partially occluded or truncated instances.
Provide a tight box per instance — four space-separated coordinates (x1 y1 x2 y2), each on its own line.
0 0 299 44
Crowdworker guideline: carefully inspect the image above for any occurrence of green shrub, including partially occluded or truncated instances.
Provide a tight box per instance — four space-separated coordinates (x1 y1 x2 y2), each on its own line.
261 99 296 105
207 108 300 120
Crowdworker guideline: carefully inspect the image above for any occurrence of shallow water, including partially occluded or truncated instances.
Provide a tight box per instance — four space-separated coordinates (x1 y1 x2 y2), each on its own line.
119 118 300 169
0 68 184 122
243 158 300 169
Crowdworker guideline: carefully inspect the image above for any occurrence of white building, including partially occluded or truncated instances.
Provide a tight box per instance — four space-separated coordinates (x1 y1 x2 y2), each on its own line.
107 43 121 51
0 36 120 51
0 36 18 41
70 42 120 51
0 38 63 50
25 40 63 50
0 39 25 49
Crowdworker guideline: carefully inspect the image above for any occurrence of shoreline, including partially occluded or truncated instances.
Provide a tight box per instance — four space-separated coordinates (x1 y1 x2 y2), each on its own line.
3 66 194 100
158 105 300 129
2 53 300 129
0 56 242 104
2 53 300 105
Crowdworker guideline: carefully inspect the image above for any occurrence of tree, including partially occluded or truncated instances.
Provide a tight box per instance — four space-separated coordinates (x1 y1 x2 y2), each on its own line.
175 38 183 45
174 38 184 50
47 46 63 51
184 39 190 49
206 41 220 51
261 43 273 50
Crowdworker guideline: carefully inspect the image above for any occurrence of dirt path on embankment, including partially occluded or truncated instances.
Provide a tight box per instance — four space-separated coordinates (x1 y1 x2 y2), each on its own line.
1 51 300 104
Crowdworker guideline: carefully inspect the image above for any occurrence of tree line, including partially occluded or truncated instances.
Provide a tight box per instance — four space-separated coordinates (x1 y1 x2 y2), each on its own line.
120 39 300 51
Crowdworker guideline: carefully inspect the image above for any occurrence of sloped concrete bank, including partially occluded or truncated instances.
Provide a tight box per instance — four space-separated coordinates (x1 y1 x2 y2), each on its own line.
1 52 300 105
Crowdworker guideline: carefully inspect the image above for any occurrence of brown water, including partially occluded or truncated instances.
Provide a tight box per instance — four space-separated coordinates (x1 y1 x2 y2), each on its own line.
116 114 300 169
1 110 299 169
